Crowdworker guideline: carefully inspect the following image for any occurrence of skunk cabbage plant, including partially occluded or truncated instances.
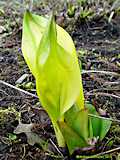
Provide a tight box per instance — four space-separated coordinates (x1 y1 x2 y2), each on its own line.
22 11 111 154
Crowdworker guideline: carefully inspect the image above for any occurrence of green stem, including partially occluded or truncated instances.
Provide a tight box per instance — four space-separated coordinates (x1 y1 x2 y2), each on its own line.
51 118 65 147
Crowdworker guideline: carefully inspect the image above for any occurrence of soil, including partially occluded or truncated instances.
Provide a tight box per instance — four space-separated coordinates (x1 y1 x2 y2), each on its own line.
0 0 120 160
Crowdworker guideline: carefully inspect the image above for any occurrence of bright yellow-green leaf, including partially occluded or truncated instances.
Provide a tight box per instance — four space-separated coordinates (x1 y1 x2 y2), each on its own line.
35 14 81 119
22 11 85 147
22 11 84 116
22 11 47 77
22 11 84 109
22 11 82 74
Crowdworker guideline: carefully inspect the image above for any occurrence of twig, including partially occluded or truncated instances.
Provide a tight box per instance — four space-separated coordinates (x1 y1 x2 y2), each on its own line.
86 92 120 99
1 80 120 100
108 11 114 23
88 113 120 123
103 81 120 86
87 87 120 93
0 80 38 98
21 144 26 160
76 147 120 159
49 139 63 157
82 70 120 76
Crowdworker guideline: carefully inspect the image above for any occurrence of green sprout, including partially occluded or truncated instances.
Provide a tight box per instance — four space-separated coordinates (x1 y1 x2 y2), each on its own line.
67 2 76 18
22 11 111 154
79 7 94 22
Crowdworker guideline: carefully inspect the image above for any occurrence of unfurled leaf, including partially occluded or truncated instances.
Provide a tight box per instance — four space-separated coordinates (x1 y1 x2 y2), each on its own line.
64 105 88 142
59 103 111 154
59 121 88 154
86 103 111 140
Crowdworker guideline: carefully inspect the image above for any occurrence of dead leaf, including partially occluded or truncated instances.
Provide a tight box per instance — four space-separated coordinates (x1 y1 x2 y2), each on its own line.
14 122 45 146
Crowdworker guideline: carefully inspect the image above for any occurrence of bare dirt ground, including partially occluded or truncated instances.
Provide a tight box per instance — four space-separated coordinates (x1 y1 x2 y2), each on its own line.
0 0 120 159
